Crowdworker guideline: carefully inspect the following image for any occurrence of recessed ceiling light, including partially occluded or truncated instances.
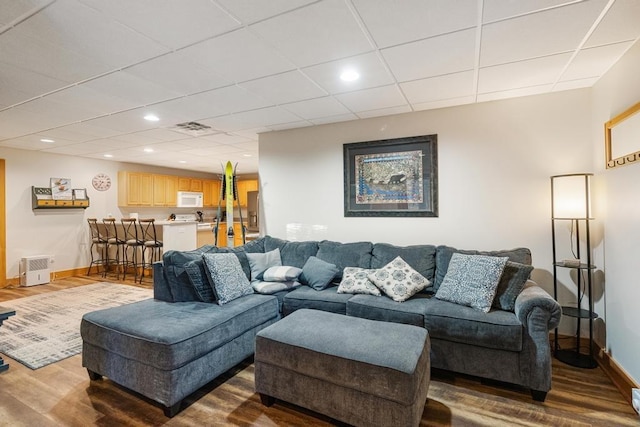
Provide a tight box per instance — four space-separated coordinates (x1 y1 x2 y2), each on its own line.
103 154 113 158
144 114 160 122
40 138 55 143
340 69 360 82
243 154 253 157
179 160 187 164
144 148 154 153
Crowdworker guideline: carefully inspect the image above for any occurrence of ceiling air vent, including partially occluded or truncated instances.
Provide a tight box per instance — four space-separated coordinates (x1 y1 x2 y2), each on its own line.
168 121 217 137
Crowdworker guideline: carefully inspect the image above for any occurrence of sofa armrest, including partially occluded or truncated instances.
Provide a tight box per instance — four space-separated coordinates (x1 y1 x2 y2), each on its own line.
514 280 561 331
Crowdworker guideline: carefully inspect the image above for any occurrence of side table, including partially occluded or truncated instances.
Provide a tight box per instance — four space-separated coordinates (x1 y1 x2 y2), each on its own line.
0 306 16 372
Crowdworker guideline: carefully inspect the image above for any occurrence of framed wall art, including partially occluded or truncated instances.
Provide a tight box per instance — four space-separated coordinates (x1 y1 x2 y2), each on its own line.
343 134 438 217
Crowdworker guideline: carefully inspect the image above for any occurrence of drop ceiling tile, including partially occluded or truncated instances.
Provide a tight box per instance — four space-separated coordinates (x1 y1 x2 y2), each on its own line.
110 132 168 145
400 70 475 104
412 95 475 112
183 145 243 156
79 0 240 49
83 138 146 151
0 26 110 83
0 61 68 107
249 0 373 67
0 135 66 150
126 53 232 96
133 129 198 142
476 84 554 103
202 106 302 132
310 113 358 125
356 105 412 119
216 0 317 24
336 85 407 113
553 77 599 92
83 109 160 134
383 29 476 82
239 71 327 105
43 122 122 141
269 121 312 131
199 133 252 144
482 0 576 23
178 28 296 83
144 140 198 152
45 84 138 117
353 0 477 48
19 0 169 69
0 0 54 27
0 106 71 137
41 142 108 155
282 96 351 120
302 52 394 94
82 71 183 107
561 41 634 81
478 53 571 93
480 0 608 66
10 96 99 124
585 0 640 48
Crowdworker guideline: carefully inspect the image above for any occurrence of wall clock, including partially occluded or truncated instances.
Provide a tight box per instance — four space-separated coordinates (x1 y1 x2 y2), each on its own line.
92 173 112 191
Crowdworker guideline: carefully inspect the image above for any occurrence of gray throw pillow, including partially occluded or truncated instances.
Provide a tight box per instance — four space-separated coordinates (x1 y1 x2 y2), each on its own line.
184 259 216 303
246 248 282 281
492 261 534 311
435 253 508 313
202 253 253 305
299 256 340 291
368 256 430 302
252 280 301 295
262 266 302 282
337 267 381 296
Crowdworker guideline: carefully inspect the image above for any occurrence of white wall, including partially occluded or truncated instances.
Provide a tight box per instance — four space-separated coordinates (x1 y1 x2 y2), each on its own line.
1 147 217 280
592 40 640 385
259 89 593 304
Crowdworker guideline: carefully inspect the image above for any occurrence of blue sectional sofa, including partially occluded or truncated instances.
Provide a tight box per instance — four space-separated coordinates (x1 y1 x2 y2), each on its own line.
81 235 561 417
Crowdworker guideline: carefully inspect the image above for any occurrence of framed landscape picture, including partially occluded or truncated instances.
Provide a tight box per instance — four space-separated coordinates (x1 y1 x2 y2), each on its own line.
343 134 438 217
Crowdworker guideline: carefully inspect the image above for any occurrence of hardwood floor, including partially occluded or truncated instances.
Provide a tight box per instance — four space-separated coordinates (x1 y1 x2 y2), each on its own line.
0 275 638 426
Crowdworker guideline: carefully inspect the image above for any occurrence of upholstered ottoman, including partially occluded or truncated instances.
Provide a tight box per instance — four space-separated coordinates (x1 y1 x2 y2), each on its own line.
255 309 430 427
81 295 280 417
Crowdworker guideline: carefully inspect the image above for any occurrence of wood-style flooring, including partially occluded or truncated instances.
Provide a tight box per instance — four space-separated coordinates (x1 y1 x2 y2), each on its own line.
0 275 638 426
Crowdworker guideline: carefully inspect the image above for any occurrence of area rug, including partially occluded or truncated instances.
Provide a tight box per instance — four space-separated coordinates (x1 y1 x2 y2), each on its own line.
0 282 152 369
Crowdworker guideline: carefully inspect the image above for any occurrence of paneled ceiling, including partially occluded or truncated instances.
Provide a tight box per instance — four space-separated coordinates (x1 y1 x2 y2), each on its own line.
1 0 638 174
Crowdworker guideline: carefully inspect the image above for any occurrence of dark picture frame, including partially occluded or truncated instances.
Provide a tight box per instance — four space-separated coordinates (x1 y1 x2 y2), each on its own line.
343 134 438 217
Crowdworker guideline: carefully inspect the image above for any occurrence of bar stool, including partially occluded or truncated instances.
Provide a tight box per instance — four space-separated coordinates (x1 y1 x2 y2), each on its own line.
102 218 126 279
139 218 163 283
87 218 108 276
121 218 144 283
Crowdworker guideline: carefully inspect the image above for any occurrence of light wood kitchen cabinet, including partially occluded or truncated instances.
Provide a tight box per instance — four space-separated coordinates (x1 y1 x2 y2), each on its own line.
165 175 178 206
190 179 203 192
202 179 221 207
237 179 258 207
118 171 152 207
178 177 203 192
153 175 179 207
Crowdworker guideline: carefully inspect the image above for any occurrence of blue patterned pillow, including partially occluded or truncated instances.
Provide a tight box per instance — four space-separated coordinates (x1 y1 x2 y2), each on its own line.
337 267 381 296
202 253 253 305
368 256 430 302
435 253 508 313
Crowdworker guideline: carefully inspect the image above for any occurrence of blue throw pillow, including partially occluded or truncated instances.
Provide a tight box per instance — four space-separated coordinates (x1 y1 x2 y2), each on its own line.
202 253 253 305
184 259 216 303
246 248 282 281
492 261 534 311
299 256 340 291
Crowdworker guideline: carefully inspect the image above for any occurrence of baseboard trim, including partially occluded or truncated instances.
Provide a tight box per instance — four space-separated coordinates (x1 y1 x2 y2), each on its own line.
4 267 87 287
554 333 638 406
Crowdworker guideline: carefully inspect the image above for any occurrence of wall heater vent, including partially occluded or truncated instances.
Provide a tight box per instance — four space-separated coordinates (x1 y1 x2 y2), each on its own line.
20 255 51 286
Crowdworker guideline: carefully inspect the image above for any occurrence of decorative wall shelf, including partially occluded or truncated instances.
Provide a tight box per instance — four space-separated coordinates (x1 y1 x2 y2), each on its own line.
31 186 90 209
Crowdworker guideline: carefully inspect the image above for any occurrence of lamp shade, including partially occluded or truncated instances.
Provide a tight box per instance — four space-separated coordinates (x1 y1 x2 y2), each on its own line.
551 173 592 219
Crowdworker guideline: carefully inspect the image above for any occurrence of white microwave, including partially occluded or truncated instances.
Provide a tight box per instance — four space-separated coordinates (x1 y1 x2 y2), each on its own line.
177 191 203 208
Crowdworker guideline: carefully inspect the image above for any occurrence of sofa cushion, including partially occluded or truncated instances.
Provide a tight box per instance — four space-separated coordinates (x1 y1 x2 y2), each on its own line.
435 254 508 313
493 261 534 311
264 235 319 268
433 246 532 291
203 253 253 305
246 249 282 281
421 298 523 352
371 243 437 283
81 295 279 371
368 256 430 302
184 259 216 303
346 293 431 327
316 240 373 281
282 285 353 315
337 267 381 296
299 256 340 291
162 245 221 302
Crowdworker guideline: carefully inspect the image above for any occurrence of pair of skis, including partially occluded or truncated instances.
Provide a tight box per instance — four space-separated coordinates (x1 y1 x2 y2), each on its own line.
214 161 246 247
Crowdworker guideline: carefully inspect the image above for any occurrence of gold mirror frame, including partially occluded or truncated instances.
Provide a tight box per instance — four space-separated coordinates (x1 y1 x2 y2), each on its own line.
605 101 640 169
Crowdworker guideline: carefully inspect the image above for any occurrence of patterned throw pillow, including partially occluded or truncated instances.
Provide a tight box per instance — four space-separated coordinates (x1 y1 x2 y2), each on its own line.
262 266 303 282
368 256 430 302
337 267 381 296
435 253 508 313
202 253 253 305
